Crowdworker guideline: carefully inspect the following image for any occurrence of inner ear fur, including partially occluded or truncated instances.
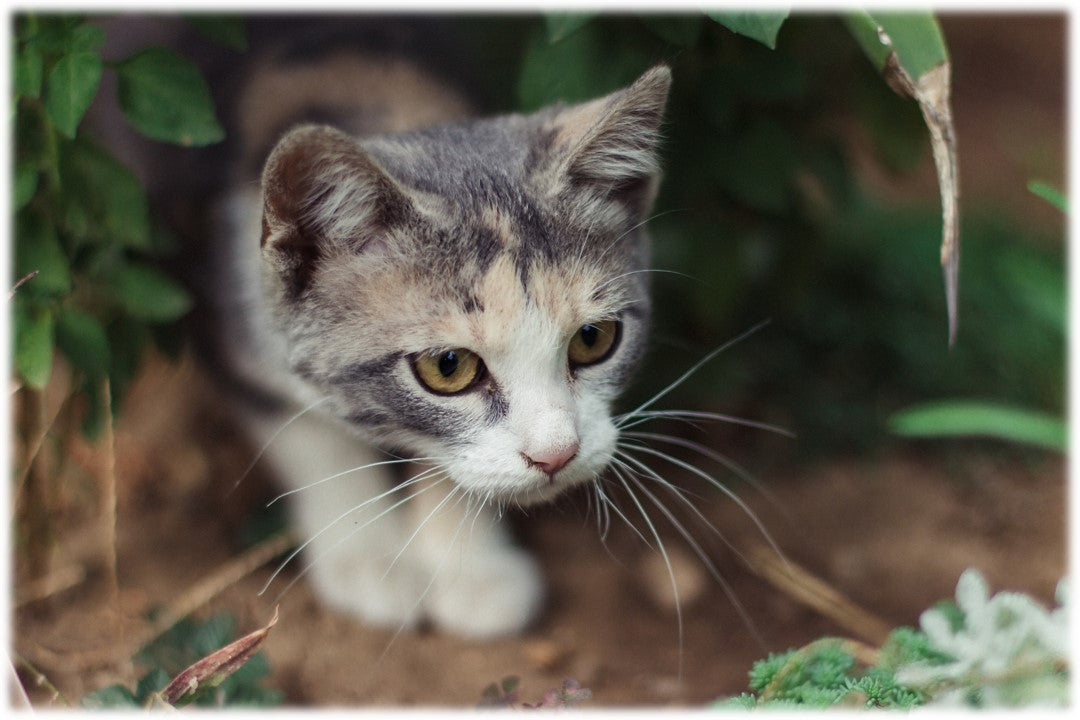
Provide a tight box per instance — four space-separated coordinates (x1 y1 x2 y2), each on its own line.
260 124 411 297
553 65 672 208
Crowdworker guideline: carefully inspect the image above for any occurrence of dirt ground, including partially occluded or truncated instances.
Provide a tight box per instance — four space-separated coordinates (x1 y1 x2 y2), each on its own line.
11 352 1067 708
11 12 1067 710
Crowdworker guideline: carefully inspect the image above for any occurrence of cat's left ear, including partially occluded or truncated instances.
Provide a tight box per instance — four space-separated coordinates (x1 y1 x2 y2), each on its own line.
541 65 672 217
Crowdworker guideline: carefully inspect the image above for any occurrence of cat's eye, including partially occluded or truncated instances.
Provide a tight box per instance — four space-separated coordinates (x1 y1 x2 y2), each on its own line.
568 319 621 368
412 348 484 394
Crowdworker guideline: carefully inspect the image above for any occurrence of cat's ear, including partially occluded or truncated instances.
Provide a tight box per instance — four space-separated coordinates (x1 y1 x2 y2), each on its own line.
544 65 672 216
260 125 411 297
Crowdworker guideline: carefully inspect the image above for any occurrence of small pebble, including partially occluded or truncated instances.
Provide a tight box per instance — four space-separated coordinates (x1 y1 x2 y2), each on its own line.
523 638 565 670
638 547 707 612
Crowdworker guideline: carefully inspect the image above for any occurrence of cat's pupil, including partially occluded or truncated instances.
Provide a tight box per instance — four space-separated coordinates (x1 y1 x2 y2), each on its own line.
438 351 459 377
579 324 599 347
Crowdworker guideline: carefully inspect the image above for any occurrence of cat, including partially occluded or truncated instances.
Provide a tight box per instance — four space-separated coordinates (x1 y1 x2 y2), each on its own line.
210 49 672 639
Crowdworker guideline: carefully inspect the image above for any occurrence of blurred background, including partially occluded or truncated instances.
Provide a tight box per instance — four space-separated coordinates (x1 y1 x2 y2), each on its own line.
11 11 1066 708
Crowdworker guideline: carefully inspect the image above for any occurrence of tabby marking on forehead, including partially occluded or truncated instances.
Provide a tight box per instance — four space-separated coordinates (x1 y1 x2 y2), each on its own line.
479 206 517 251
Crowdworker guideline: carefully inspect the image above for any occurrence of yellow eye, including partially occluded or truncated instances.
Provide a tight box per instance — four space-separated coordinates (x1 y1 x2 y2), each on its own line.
412 348 483 394
568 319 620 367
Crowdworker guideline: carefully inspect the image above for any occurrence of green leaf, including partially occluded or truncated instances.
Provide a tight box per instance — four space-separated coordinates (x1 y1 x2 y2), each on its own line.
1028 180 1068 213
640 15 703 46
112 263 193 322
14 162 40 210
80 684 139 709
14 302 55 389
69 22 106 53
184 15 248 51
706 10 790 49
56 308 110 379
544 13 594 43
45 50 103 138
846 12 948 80
134 668 172 704
116 47 225 146
15 44 44 99
518 22 656 110
890 401 1066 452
15 212 71 296
58 136 151 248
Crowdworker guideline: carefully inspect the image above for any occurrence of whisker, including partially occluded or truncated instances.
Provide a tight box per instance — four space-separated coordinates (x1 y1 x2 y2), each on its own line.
610 463 684 680
621 431 791 518
376 489 479 665
618 321 771 424
266 456 447 506
229 397 328 494
593 267 694 296
618 463 765 650
594 474 653 549
623 444 788 571
380 484 461 580
260 471 447 599
614 450 739 559
616 409 795 438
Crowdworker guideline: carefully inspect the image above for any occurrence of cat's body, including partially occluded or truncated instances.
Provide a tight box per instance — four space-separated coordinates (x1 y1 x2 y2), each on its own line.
211 48 671 638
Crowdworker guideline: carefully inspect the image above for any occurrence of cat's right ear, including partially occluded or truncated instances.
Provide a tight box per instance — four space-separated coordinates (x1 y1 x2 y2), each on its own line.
260 125 411 298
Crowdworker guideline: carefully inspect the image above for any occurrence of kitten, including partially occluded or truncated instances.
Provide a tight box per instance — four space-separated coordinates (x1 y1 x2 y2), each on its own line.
215 53 671 639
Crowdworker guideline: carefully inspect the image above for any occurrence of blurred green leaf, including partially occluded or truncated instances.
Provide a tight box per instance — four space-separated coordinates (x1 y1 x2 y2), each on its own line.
890 401 1066 452
14 162 40 211
80 684 139 709
45 50 103 138
56 308 110 380
116 47 225 146
544 13 594 43
1028 180 1067 213
14 303 55 390
15 213 71 296
995 246 1065 332
641 15 703 46
59 137 151 247
15 44 44 99
135 668 171 704
519 21 657 110
23 16 83 55
707 10 790 49
112 263 194 322
69 22 106 52
845 11 948 80
183 15 248 51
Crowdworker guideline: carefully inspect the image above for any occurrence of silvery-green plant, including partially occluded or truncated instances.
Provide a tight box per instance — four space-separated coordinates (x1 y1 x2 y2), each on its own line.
896 568 1068 708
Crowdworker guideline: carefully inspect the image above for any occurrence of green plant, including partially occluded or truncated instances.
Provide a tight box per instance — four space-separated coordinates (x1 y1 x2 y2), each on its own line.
888 181 1067 453
515 12 1021 456
80 611 282 709
12 13 232 434
719 569 1068 709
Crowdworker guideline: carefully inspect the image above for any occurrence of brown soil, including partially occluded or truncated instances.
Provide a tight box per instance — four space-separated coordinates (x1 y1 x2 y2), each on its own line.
11 12 1066 711
12 353 1066 708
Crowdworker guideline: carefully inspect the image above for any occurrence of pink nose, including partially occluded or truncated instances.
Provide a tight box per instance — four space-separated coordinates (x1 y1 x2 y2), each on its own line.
523 443 579 476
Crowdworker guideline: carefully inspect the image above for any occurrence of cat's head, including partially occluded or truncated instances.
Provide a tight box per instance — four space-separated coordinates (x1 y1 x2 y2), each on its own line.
258 66 671 505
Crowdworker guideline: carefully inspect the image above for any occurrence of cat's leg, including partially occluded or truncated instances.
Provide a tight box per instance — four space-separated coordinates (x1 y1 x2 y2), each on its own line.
406 478 545 639
255 410 429 630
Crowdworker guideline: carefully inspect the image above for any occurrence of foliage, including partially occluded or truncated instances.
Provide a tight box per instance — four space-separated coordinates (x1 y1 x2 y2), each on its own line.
11 13 231 435
719 569 1068 709
887 181 1067 454
514 11 1063 456
890 401 1066 452
80 612 282 708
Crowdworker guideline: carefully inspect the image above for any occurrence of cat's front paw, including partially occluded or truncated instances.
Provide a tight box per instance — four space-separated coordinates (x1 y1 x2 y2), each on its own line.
424 546 544 640
305 545 428 631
